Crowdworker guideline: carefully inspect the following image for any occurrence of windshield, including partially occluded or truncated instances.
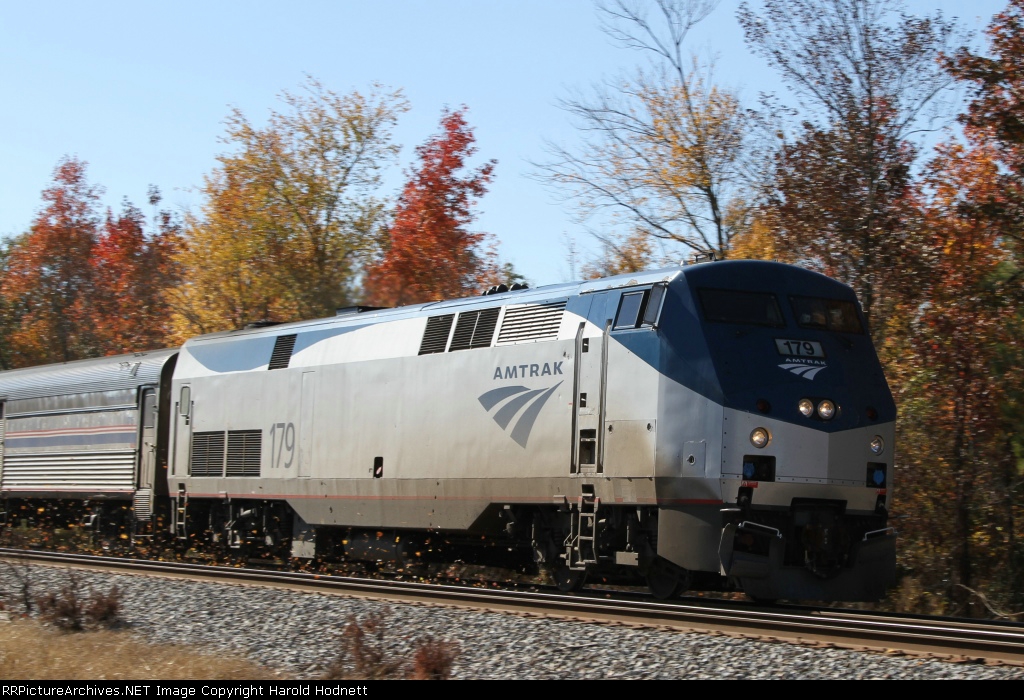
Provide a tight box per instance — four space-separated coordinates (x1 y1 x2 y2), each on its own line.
698 289 784 328
790 296 864 334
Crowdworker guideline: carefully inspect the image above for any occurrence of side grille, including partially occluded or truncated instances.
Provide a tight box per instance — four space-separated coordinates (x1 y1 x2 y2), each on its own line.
190 431 225 477
449 308 500 351
496 302 566 344
226 429 262 477
418 315 455 355
268 334 298 370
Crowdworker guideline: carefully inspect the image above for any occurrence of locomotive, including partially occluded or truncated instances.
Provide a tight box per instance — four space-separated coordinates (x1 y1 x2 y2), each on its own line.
0 259 897 602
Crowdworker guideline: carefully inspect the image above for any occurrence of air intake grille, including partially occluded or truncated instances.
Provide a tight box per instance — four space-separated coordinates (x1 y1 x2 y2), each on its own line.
190 431 225 477
268 334 297 370
449 308 500 351
418 315 455 355
496 302 566 344
226 429 262 477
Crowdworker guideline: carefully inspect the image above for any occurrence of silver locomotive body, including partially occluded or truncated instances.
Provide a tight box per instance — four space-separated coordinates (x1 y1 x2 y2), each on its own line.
0 260 896 601
165 260 895 600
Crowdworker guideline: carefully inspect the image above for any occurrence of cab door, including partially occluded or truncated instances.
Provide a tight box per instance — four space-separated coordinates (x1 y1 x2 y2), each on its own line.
572 295 607 475
172 384 192 478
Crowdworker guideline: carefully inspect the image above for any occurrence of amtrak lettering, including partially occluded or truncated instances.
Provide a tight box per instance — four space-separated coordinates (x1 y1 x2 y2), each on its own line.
778 357 827 380
492 362 563 380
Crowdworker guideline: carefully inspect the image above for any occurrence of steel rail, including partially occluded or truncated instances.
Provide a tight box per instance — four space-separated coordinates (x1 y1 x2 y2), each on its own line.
3 547 1023 666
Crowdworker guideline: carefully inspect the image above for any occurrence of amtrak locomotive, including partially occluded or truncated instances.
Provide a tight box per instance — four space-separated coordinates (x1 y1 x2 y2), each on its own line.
0 259 897 601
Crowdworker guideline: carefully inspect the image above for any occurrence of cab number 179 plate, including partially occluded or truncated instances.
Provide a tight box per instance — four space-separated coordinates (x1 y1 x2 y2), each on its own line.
775 339 825 358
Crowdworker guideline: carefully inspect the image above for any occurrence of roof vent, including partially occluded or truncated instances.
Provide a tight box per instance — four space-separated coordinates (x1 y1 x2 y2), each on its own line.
268 334 298 370
496 301 566 344
418 314 455 355
449 308 500 351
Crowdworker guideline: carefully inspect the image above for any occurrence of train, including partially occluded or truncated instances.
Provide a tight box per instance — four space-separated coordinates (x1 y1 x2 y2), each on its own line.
0 258 897 602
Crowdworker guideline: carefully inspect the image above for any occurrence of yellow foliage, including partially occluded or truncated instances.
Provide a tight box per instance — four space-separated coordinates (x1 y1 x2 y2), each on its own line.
727 213 793 262
168 78 409 340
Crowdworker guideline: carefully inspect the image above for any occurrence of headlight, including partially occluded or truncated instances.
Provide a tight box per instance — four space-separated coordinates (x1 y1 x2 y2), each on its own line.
798 398 814 417
870 435 884 455
750 428 770 448
817 400 836 420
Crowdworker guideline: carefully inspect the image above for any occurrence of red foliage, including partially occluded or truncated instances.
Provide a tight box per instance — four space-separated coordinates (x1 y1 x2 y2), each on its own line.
1 159 181 367
363 107 498 306
86 196 182 354
2 157 101 365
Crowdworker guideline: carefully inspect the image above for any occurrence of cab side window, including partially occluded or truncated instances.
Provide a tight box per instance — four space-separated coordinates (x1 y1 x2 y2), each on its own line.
613 284 667 331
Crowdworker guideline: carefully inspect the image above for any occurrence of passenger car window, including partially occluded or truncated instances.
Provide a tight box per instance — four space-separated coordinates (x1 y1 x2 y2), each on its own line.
698 289 785 328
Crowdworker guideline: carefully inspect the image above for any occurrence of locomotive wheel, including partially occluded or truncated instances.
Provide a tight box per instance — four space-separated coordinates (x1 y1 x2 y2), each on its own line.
646 557 689 600
548 561 587 592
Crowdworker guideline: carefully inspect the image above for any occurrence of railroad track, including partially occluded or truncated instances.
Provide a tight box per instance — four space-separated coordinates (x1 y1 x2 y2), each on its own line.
2 547 1023 666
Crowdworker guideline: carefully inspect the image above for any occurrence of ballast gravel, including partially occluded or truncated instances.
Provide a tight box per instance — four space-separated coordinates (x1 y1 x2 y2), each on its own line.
2 566 1023 680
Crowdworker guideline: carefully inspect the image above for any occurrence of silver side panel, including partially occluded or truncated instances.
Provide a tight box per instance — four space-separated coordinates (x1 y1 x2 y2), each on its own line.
0 349 177 401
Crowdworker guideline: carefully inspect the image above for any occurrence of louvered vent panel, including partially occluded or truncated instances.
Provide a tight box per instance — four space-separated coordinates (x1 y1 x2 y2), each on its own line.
418 315 454 355
268 334 297 370
190 431 225 477
449 308 501 352
448 313 478 351
226 429 261 477
470 307 500 348
496 302 566 344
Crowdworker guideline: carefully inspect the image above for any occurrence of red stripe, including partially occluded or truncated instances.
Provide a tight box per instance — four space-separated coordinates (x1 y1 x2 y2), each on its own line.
181 491 722 506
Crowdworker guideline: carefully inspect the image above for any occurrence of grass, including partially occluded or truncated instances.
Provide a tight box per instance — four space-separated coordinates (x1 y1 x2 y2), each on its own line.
0 619 291 680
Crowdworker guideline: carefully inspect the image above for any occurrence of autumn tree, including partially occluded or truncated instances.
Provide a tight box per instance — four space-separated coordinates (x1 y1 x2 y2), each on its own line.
888 0 1024 616
362 107 499 306
949 0 1024 183
947 0 1024 255
884 138 1024 617
85 190 182 354
169 79 409 338
580 229 656 279
739 0 960 334
1 157 101 365
536 0 756 265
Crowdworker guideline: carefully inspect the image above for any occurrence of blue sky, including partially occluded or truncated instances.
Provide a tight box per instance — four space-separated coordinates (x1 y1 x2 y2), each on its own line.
0 0 1007 287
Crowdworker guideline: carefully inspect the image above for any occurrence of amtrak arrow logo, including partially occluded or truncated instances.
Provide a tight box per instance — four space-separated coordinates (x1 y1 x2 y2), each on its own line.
779 362 826 380
478 382 563 448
